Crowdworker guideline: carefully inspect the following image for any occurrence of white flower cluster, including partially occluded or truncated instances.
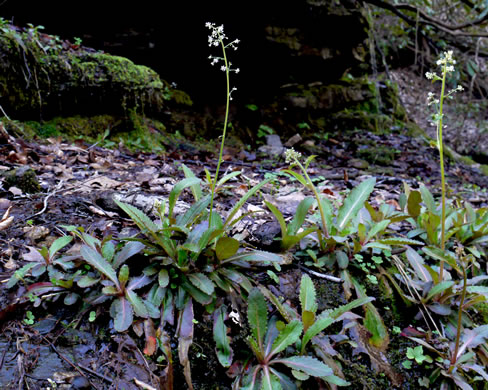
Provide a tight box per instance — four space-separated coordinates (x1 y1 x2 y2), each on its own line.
284 148 302 164
206 22 240 74
425 50 464 106
425 50 457 80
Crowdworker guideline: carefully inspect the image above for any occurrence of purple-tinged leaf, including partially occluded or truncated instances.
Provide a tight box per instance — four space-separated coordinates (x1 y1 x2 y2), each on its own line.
111 297 133 332
406 247 432 282
80 245 120 289
126 290 149 318
188 273 215 295
213 305 233 368
177 299 194 390
269 320 302 357
456 325 488 359
112 241 145 269
223 250 282 264
248 288 268 348
274 356 333 377
299 274 317 314
48 236 73 260
77 275 100 288
336 177 376 231
127 274 153 291
426 303 451 316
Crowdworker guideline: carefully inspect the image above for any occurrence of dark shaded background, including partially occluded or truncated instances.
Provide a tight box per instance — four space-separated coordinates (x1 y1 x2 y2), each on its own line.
0 1 366 107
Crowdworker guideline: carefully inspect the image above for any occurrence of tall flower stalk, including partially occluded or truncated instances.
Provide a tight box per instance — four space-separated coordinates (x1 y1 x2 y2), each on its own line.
425 50 463 281
206 22 240 226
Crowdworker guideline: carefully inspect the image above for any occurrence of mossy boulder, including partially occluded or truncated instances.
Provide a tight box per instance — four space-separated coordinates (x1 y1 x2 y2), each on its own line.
2 166 41 193
0 22 184 120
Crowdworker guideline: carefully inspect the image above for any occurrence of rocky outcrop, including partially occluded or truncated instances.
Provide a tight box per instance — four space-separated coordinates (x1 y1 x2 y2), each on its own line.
0 22 182 120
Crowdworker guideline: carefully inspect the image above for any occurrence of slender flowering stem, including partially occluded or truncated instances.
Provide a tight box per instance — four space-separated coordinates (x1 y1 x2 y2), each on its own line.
295 159 329 240
425 51 463 282
449 258 467 373
206 23 239 227
209 39 230 227
438 61 447 280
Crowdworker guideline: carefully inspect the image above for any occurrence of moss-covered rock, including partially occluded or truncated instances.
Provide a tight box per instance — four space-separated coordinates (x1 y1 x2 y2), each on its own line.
2 166 41 193
0 21 188 120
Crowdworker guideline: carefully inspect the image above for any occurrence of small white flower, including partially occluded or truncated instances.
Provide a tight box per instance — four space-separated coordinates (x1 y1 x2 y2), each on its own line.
235 68 240 74
221 65 227 72
285 148 302 163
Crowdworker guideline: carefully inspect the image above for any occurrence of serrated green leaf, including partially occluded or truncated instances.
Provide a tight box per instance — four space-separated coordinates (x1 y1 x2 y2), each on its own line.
80 245 120 289
282 169 308 186
288 197 315 236
114 199 159 234
322 375 350 386
168 177 201 219
377 237 424 246
419 184 436 212
181 164 202 201
299 274 317 314
336 178 376 231
213 305 233 367
223 250 282 264
291 369 309 381
316 197 333 235
102 241 115 262
176 194 211 228
259 286 297 323
127 274 152 291
181 280 213 305
275 356 333 377
422 246 460 273
48 236 73 260
126 289 149 318
217 170 242 187
77 275 100 288
216 237 240 261
188 273 215 295
158 269 169 287
261 372 281 390
248 288 268 347
352 277 388 349
118 264 129 285
301 314 334 353
366 219 390 241
111 297 133 332
425 280 455 302
264 200 287 240
407 190 422 218
270 320 303 356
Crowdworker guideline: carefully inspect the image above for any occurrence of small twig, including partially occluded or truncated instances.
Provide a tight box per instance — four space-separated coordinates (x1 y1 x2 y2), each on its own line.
23 180 64 221
299 265 343 283
134 377 158 390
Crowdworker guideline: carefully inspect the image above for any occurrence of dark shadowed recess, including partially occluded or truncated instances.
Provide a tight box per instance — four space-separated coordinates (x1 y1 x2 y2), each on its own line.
0 0 366 107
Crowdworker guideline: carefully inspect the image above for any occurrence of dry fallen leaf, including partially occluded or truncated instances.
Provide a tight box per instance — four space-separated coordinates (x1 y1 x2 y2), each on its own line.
0 206 13 231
